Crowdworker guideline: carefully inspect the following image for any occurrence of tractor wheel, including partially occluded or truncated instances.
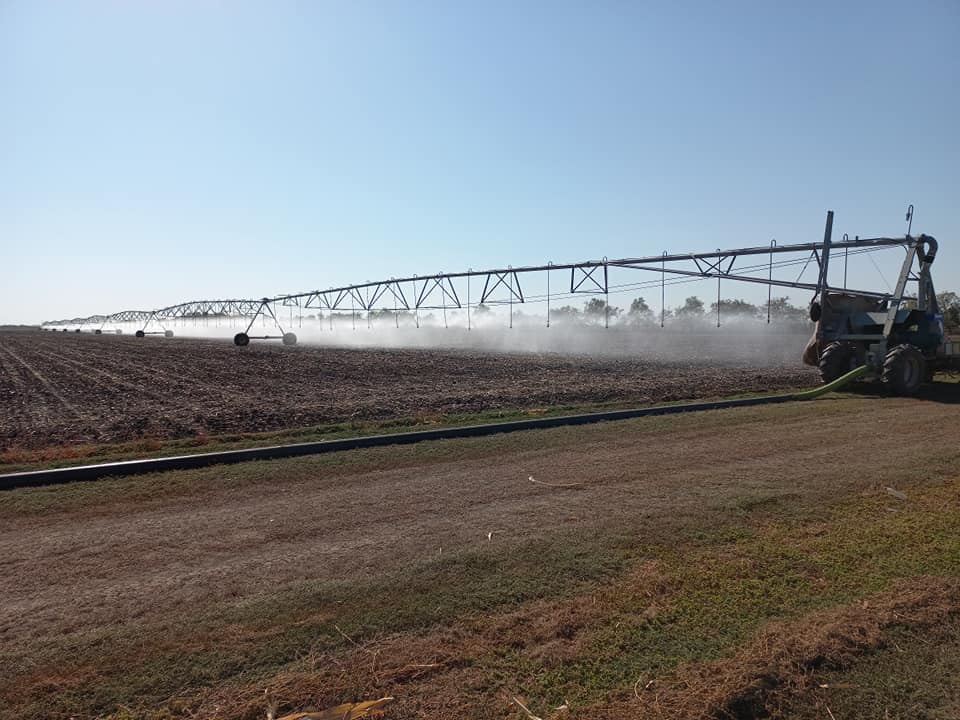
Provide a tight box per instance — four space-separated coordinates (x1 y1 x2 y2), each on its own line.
883 344 925 396
135 330 145 338
234 332 250 347
282 332 298 346
818 341 856 383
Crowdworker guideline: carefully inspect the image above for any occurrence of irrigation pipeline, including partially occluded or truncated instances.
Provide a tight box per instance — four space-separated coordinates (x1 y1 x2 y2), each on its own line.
0 366 869 491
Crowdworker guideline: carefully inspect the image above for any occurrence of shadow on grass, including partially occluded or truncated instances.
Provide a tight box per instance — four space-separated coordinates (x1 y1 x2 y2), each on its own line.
825 376 960 405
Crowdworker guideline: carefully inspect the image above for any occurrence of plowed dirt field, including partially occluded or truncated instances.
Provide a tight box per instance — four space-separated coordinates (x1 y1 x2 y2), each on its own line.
0 329 817 450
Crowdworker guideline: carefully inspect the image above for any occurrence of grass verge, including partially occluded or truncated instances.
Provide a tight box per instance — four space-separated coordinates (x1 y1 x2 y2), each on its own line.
7 472 959 719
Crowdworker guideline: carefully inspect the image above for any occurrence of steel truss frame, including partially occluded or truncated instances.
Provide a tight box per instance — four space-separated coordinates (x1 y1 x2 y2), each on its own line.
42 212 931 340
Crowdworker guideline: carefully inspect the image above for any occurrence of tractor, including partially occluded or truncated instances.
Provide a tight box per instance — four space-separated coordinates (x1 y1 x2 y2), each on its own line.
805 232 959 394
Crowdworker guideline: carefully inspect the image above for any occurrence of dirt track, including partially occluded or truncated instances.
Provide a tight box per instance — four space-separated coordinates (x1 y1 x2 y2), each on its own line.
0 330 817 450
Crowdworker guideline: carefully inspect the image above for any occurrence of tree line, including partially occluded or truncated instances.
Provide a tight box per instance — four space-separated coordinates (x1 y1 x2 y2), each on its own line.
550 291 960 329
546 295 809 325
282 290 960 330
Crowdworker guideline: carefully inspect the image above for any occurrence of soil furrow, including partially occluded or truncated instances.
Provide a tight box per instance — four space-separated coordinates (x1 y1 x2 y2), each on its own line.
0 344 85 422
29 348 168 402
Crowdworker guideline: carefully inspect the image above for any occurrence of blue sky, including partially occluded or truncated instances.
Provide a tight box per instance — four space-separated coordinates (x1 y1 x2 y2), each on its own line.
2 0 958 324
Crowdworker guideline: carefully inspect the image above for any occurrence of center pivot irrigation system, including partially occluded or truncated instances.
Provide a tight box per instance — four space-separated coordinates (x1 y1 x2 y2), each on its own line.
44 210 959 394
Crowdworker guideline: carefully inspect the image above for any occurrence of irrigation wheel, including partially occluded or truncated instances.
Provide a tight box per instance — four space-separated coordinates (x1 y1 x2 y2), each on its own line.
233 332 250 347
882 344 925 396
818 341 856 384
282 332 298 346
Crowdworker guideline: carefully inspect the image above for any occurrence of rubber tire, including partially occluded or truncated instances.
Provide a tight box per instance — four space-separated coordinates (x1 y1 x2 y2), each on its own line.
135 330 145 338
818 341 856 383
234 332 250 347
282 332 298 346
94 329 102 335
164 330 174 338
883 344 925 396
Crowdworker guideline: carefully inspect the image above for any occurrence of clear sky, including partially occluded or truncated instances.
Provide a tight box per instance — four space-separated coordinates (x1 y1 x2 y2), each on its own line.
2 0 958 324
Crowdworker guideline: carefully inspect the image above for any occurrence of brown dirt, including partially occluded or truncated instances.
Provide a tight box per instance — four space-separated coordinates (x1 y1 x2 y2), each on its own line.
1 392 958 718
0 329 817 450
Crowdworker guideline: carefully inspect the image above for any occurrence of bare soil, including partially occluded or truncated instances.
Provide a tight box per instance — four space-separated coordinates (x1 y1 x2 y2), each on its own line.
0 329 817 450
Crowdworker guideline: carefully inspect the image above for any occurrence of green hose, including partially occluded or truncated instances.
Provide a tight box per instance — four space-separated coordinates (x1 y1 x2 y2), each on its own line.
793 364 870 400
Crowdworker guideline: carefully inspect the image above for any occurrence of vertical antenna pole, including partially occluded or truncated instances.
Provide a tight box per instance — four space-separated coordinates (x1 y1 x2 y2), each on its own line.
843 234 849 289
767 239 776 323
660 251 666 328
604 259 609 329
441 274 448 328
509 267 514 329
816 211 834 300
546 262 551 328
413 276 420 328
814 211 834 348
716 249 721 328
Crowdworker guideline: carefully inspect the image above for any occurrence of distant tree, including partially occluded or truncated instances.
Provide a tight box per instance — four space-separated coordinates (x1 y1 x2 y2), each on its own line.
583 298 621 323
368 308 415 321
938 291 960 330
710 298 759 318
628 296 654 321
765 296 807 321
551 305 582 321
675 296 705 317
583 298 606 317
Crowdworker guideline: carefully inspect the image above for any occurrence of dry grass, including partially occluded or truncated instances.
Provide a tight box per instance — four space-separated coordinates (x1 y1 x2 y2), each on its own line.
3 393 959 719
602 576 960 719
